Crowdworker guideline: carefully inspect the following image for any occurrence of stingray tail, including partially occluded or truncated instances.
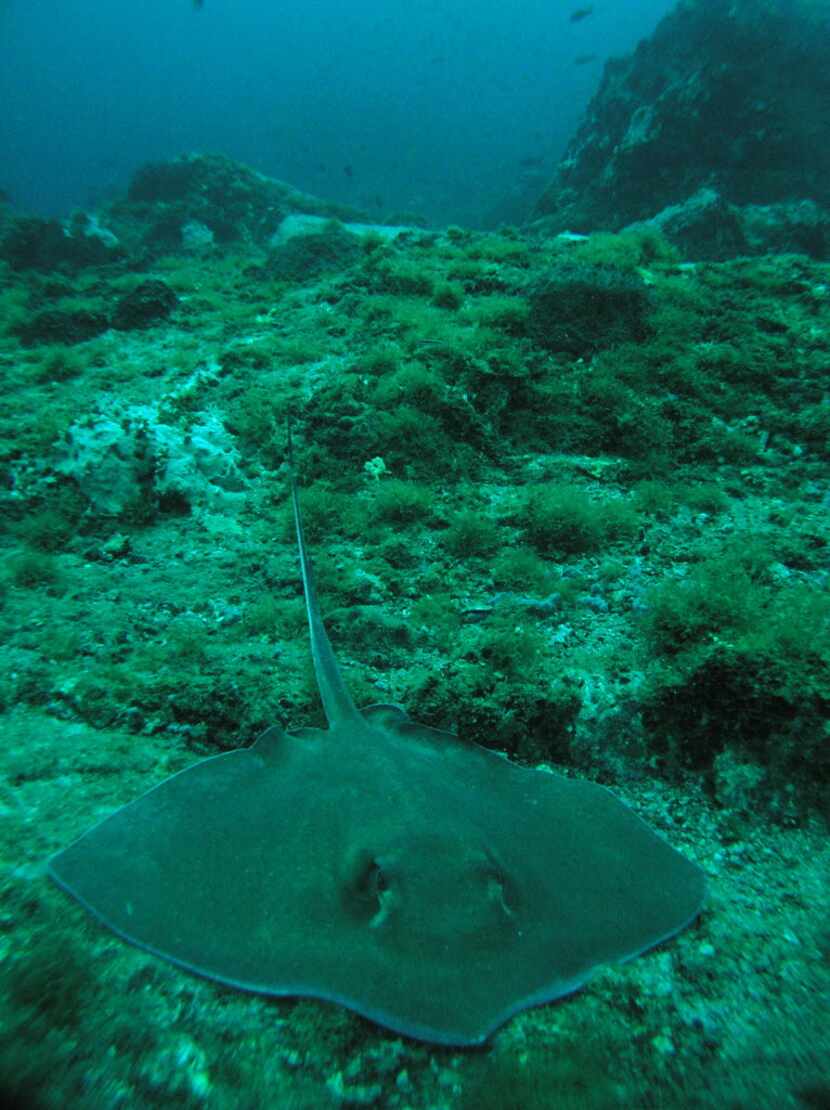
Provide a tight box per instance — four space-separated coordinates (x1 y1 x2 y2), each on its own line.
286 426 361 728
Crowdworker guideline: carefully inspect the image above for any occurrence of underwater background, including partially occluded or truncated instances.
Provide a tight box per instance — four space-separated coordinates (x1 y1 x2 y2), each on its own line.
0 0 674 226
0 0 828 1107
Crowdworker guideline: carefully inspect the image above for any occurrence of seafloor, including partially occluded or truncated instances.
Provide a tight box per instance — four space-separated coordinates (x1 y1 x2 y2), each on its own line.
0 217 828 1108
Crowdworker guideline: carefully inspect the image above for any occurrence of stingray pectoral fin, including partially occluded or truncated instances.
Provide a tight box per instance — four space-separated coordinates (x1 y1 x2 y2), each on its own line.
361 703 485 762
249 722 330 761
250 723 288 763
360 703 410 729
284 726 330 742
47 743 306 973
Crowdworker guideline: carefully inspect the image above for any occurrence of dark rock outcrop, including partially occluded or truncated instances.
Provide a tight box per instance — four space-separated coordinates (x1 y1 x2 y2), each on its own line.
528 263 653 358
111 152 368 258
13 307 109 346
533 0 830 258
267 221 362 283
112 280 178 331
0 213 123 272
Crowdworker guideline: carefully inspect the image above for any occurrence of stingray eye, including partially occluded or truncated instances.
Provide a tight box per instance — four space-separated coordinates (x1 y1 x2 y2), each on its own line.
340 847 399 930
364 859 387 899
475 856 517 918
342 849 390 908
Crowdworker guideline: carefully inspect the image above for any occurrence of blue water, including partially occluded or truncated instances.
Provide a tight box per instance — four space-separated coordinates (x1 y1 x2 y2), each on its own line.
0 0 676 224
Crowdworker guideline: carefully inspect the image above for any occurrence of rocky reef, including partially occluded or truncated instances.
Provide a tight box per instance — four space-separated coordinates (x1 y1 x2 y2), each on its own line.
1 141 829 1108
534 0 830 259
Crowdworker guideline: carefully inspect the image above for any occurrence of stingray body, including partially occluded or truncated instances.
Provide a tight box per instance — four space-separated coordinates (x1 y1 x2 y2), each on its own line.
49 446 705 1046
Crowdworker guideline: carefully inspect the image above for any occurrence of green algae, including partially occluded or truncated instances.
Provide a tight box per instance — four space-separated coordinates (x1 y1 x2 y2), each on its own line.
0 202 829 1105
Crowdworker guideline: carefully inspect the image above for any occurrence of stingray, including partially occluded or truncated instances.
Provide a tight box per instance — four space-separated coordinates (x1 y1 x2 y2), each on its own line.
49 443 706 1046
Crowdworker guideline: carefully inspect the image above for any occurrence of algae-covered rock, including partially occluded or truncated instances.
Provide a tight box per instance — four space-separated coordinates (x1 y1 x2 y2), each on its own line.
267 220 361 283
14 307 109 347
57 407 247 517
534 0 830 259
0 213 123 272
112 279 178 331
118 152 364 254
528 263 652 357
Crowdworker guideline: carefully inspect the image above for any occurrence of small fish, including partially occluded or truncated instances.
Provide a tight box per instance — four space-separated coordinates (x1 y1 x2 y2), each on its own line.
569 6 593 22
574 53 598 65
343 165 354 179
